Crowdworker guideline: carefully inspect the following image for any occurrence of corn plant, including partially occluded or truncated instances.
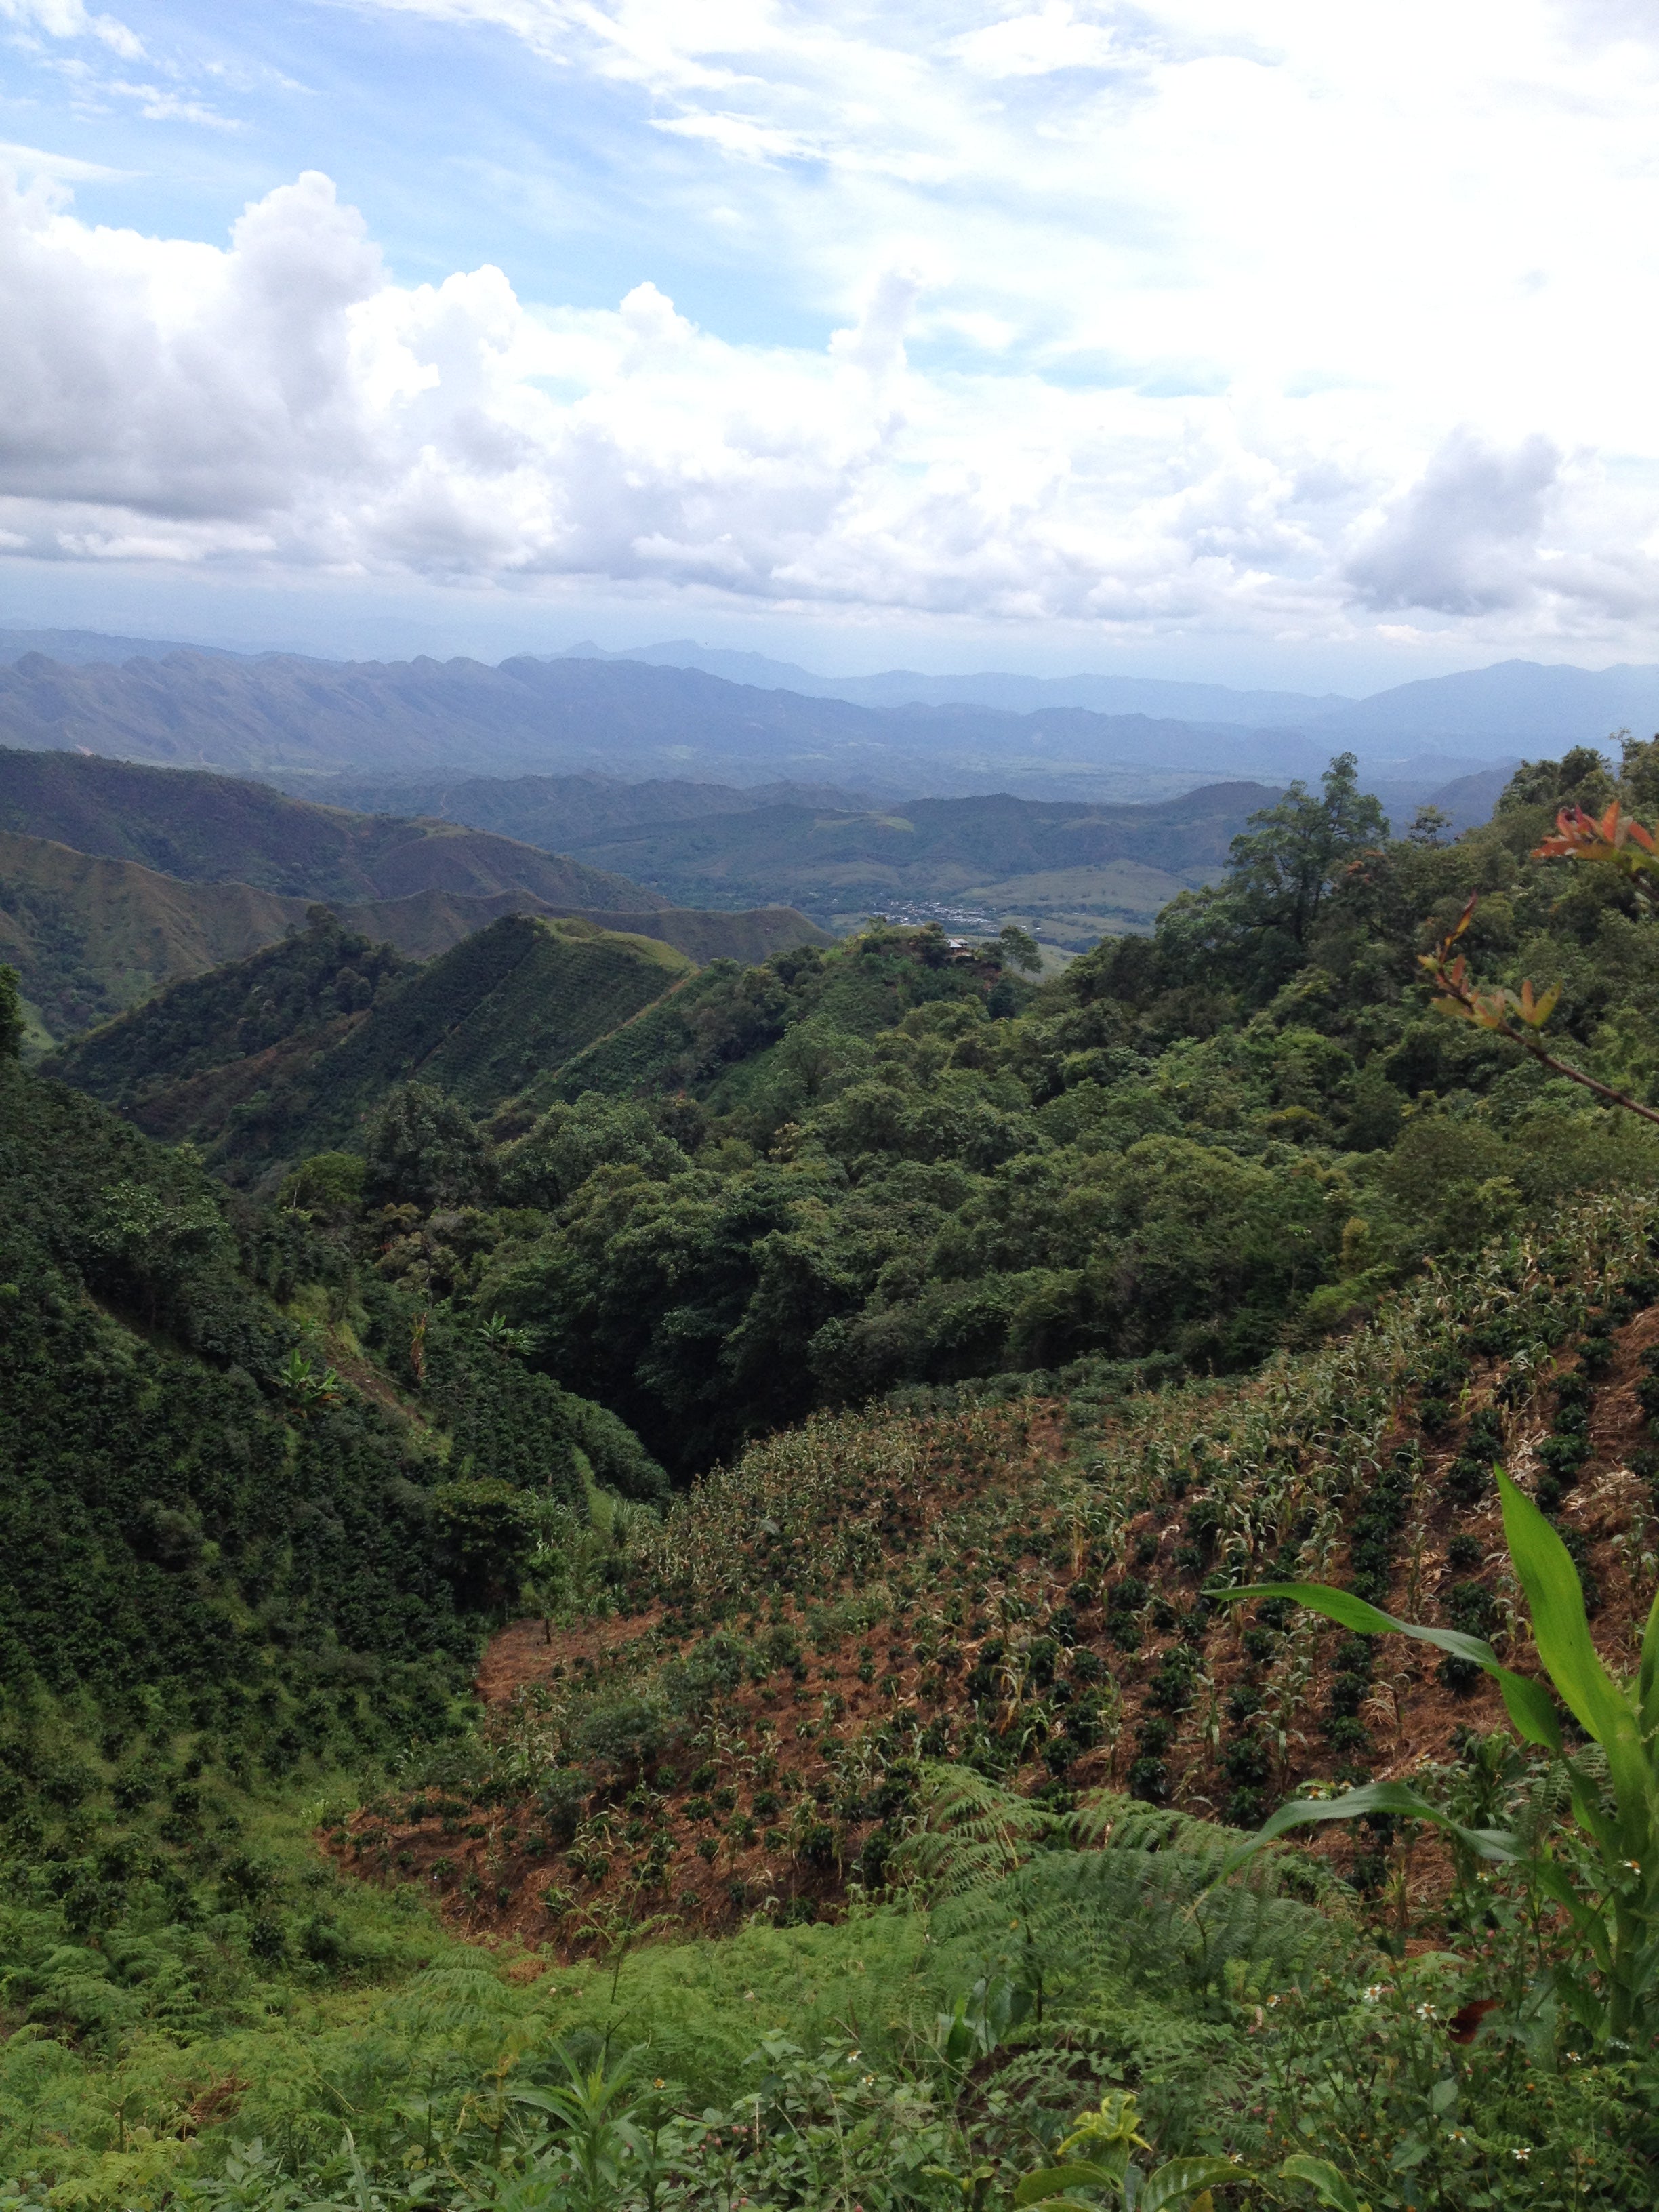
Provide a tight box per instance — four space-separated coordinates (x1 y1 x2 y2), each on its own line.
1214 1469 1659 2049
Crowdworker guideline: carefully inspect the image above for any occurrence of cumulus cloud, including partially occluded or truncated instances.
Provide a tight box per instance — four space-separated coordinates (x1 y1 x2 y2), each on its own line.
1345 430 1563 616
1 152 1658 644
0 167 1320 619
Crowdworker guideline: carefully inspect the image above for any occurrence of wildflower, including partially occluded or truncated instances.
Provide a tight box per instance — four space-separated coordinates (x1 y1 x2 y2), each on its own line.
1362 1984 1387 2002
1513 2146 1532 2161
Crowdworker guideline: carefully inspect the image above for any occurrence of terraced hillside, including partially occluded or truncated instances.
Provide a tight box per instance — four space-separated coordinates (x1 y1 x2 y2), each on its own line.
331 1193 1659 1948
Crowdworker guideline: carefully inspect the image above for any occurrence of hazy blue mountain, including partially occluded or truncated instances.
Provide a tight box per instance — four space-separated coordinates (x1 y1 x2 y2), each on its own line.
0 626 243 665
0 647 1334 793
556 636 1351 724
0 630 1629 796
1406 762 1519 832
1311 659 1659 747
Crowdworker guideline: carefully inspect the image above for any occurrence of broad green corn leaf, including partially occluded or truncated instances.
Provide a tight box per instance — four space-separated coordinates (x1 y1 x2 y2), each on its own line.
1221 1780 1518 1877
1638 1587 1659 1739
1495 1472 1645 1820
1278 2156 1367 2212
1015 2166 1125 2205
1141 2158 1251 2211
1209 1579 1561 1751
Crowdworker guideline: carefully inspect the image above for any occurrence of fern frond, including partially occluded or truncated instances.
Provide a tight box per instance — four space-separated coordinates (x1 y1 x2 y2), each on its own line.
892 1762 1069 1898
390 1961 522 2036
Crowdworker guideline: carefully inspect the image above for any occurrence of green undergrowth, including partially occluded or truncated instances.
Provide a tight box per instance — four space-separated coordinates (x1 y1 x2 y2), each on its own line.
0 1770 1327 2207
8 1767 1657 2211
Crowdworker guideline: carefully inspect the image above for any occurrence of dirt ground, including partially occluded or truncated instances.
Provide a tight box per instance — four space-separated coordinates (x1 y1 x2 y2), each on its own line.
327 1308 1655 1957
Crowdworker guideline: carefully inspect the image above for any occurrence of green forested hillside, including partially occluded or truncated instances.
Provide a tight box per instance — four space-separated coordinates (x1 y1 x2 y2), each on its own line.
49 750 1659 1467
0 744 655 907
45 912 705 1171
7 747 1659 2211
0 1012 670 2121
0 827 326 1040
0 750 832 1045
0 1031 665 1700
0 820 825 1048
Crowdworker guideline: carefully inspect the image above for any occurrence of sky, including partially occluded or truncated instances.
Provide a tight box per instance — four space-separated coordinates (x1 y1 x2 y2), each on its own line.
2 0 1659 685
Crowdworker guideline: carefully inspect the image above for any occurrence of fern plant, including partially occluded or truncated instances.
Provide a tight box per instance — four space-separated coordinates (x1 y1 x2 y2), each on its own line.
903 1767 1353 2026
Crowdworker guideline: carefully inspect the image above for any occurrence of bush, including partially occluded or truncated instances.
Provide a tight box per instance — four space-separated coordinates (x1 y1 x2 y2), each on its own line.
430 1479 534 1603
577 1692 666 1778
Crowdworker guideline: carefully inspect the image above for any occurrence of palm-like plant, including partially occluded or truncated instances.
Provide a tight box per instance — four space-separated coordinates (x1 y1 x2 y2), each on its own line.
1212 1469 1659 2048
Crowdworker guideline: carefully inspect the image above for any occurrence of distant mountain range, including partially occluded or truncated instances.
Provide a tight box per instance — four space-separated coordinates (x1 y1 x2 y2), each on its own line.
310 770 880 842
0 638 1523 813
3 623 1645 765
552 637 1353 728
0 625 243 665
533 783 1281 943
0 644 1337 796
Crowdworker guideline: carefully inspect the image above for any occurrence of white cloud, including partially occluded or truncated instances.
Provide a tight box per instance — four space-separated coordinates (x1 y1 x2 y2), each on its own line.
1 0 142 58
1345 430 1564 616
0 137 127 179
950 5 1118 79
8 0 1659 652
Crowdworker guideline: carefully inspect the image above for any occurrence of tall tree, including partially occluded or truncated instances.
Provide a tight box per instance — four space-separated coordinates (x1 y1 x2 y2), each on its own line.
0 964 22 1060
1225 752 1389 948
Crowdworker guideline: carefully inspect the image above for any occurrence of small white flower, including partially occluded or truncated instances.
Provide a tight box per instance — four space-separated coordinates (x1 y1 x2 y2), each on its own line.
1513 2147 1532 2163
1362 1984 1387 2002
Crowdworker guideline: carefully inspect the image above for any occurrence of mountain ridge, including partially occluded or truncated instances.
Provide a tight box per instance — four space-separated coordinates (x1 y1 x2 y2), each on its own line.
0 645 1532 800
0 822 825 1046
0 741 655 907
3 624 1653 756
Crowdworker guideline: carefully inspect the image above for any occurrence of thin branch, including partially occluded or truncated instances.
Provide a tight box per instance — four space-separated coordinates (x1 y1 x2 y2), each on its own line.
1486 1029 1659 1128
1420 894 1659 1128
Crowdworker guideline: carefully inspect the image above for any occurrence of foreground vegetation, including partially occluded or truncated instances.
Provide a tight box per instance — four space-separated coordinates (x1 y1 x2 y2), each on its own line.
6 743 1659 2207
